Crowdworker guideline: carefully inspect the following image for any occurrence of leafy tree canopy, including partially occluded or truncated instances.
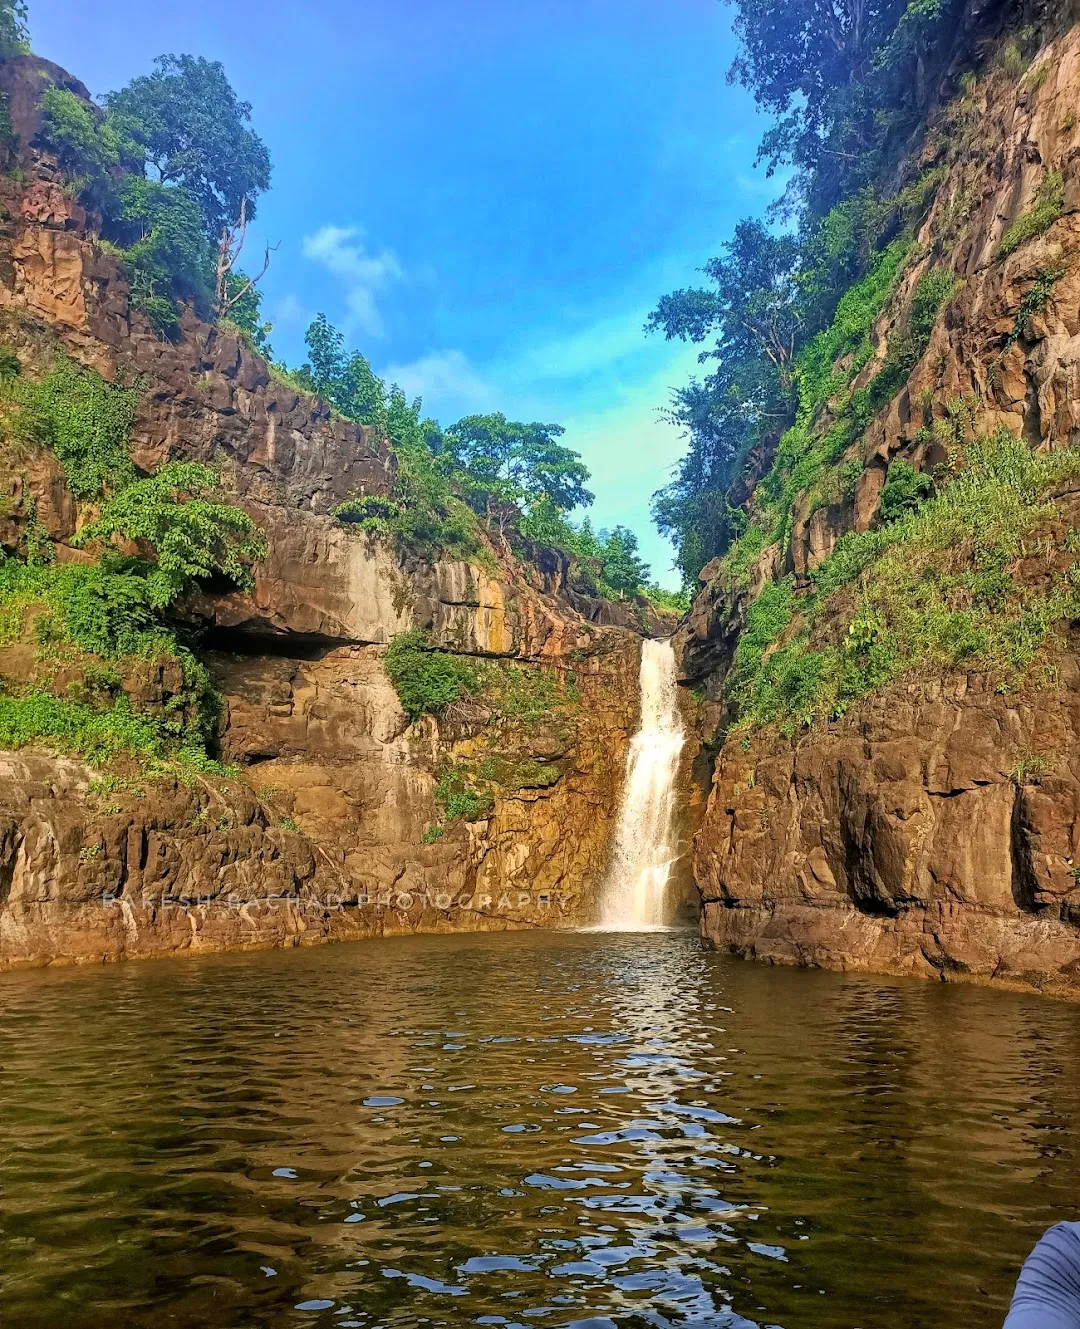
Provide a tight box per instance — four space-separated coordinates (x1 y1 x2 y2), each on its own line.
297 315 661 599
0 0 27 59
296 313 388 429
596 526 651 597
444 412 594 523
723 0 953 212
648 219 803 377
103 54 271 240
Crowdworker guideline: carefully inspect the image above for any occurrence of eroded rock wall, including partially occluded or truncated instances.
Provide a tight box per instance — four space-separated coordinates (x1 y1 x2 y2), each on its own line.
0 55 672 968
683 12 1080 998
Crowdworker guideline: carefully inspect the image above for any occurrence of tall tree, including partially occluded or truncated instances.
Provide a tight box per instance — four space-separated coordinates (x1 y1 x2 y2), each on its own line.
104 55 272 321
647 219 802 378
104 55 271 240
444 413 593 531
723 0 952 211
647 219 801 581
597 526 650 597
296 314 388 430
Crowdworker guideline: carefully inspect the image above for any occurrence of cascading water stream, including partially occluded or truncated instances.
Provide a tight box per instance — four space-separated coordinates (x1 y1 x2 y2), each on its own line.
598 637 686 930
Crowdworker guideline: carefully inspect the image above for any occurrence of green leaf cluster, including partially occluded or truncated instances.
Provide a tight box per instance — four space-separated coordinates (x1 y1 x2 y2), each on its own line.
0 356 266 771
879 458 932 522
39 55 271 336
998 171 1065 258
722 263 957 574
0 355 139 496
383 630 480 722
73 461 266 609
383 629 580 731
0 0 28 59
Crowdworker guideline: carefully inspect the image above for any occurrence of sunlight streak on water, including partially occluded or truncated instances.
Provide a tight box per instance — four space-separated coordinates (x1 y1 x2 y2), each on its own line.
0 931 1078 1328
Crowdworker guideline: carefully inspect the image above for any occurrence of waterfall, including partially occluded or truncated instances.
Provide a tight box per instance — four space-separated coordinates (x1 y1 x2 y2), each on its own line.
599 637 686 930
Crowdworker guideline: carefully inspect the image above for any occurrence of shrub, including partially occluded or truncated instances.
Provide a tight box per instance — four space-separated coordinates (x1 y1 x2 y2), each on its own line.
383 630 479 722
999 172 1066 259
434 767 494 823
865 268 959 413
0 689 166 764
2 357 140 497
1006 262 1067 348
730 577 795 704
333 494 400 527
109 176 212 333
879 459 932 522
1000 41 1028 80
734 432 1080 733
39 88 130 205
73 462 267 608
645 584 691 614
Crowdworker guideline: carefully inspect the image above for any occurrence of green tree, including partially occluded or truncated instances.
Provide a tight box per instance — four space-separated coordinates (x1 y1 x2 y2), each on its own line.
598 525 650 597
40 56 270 335
296 313 388 428
444 412 593 532
109 175 212 331
647 219 802 581
0 0 28 59
723 0 953 213
103 55 271 241
648 219 802 378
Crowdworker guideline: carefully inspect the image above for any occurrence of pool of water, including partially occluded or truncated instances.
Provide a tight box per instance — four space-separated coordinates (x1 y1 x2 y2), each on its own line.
1 930 1078 1328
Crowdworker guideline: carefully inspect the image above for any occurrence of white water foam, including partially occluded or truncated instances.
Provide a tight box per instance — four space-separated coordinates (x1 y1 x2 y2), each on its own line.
597 638 686 930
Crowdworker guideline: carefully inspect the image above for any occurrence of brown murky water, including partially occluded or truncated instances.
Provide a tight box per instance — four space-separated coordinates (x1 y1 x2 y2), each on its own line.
0 929 1077 1328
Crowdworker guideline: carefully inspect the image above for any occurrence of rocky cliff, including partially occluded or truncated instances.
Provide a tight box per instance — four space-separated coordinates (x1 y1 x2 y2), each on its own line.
0 56 677 968
679 8 1080 999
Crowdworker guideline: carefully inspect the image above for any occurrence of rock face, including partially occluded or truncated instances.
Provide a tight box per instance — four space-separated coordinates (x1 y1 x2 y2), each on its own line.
696 674 1080 998
681 12 1080 999
0 56 678 968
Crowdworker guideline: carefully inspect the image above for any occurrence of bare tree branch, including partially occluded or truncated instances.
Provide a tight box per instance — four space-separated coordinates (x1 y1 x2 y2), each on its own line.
214 194 279 322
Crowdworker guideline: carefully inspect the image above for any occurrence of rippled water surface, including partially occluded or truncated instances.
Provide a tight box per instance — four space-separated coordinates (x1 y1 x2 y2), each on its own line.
2 931 1080 1328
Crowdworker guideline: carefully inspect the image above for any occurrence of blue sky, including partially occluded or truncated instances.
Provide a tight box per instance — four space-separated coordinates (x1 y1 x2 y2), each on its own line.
30 0 781 587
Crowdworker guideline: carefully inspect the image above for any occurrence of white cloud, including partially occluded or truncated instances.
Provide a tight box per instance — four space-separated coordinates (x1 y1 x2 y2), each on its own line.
301 224 404 338
380 349 494 416
499 307 655 387
267 292 309 328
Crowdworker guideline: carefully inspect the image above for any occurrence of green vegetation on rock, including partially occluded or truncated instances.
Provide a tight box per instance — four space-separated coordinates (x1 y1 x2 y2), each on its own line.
383 630 480 722
39 51 271 336
0 354 139 496
384 629 580 729
729 432 1080 734
0 353 263 772
998 171 1065 258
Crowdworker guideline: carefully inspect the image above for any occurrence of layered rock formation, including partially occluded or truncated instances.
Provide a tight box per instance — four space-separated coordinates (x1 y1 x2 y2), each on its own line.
0 56 675 968
680 10 1080 999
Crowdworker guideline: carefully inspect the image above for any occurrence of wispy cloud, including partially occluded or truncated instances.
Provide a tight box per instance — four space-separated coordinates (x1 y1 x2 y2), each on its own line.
380 349 494 416
301 224 404 338
496 307 656 387
266 292 311 330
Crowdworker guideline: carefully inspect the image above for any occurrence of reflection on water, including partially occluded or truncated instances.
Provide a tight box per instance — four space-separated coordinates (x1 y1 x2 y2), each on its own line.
1 931 1078 1328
